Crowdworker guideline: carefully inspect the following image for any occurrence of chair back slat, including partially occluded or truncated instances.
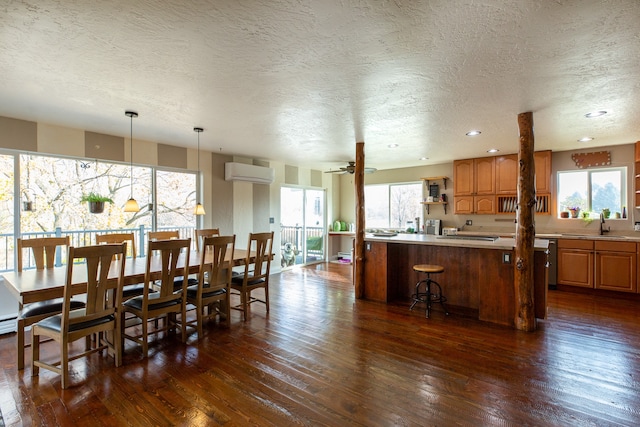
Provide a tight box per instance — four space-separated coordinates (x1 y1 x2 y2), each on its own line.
17 236 70 272
200 235 235 292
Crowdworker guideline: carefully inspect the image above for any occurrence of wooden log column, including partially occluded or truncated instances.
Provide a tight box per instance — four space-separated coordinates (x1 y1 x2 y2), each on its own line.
354 142 365 299
515 111 536 331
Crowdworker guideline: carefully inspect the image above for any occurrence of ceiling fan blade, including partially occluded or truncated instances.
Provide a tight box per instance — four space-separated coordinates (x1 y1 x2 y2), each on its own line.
364 167 377 174
324 169 347 174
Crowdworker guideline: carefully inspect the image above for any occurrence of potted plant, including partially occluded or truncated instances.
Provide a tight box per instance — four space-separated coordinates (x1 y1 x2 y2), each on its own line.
568 206 580 218
81 192 114 214
602 208 610 219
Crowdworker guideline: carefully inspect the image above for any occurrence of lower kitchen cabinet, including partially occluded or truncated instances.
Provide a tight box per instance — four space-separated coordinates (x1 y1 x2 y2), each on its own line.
558 239 638 293
557 239 594 288
595 240 637 293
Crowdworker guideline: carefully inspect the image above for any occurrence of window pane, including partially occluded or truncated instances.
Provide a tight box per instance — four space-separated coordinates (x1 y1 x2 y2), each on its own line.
557 171 587 214
390 183 423 229
0 154 14 271
156 170 196 232
20 154 152 234
557 167 626 218
591 170 622 213
365 185 390 228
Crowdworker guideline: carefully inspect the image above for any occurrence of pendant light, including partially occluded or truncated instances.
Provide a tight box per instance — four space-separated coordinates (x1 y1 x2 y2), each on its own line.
194 127 206 215
124 111 140 212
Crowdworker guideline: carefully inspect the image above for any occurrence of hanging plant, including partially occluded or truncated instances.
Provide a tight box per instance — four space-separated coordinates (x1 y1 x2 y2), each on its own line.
81 192 114 214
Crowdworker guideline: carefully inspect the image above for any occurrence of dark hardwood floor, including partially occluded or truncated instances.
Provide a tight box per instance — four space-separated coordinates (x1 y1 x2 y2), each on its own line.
1 262 640 426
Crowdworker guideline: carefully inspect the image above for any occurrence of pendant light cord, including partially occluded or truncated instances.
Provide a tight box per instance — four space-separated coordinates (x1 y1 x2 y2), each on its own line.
125 111 138 199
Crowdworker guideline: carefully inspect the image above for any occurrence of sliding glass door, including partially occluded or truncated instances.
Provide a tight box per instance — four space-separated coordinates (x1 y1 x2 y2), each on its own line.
280 187 325 268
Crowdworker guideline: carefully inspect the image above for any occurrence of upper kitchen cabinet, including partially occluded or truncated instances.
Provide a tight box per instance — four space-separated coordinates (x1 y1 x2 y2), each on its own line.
453 157 495 196
453 157 496 214
493 150 552 215
495 151 551 195
496 154 518 194
455 151 552 215
534 150 552 194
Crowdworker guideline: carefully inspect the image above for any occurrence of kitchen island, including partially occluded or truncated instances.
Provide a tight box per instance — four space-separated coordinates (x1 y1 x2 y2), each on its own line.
363 233 549 328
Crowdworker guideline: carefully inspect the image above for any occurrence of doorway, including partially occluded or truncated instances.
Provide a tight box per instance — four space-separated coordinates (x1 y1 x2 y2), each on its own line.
280 187 325 268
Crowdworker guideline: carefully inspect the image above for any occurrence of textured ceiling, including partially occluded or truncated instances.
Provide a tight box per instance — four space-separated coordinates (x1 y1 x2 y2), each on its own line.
1 0 639 171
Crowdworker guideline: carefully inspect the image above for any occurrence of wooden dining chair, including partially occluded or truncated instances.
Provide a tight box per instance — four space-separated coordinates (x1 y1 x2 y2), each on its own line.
96 232 150 301
230 231 274 321
15 236 86 370
31 243 127 389
195 228 220 252
184 235 235 337
148 230 180 241
122 238 191 357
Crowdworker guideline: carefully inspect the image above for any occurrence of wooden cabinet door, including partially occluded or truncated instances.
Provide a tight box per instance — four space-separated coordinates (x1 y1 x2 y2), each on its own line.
496 154 518 194
534 150 551 194
595 241 637 292
474 157 495 194
558 248 593 288
363 241 389 302
453 159 474 195
474 195 495 214
453 196 473 214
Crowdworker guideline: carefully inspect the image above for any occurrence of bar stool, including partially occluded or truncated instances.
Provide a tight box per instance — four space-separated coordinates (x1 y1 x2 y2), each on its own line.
410 264 448 318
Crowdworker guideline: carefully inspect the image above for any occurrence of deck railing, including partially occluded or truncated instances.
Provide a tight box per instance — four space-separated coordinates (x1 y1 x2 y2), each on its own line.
280 225 325 259
0 225 196 272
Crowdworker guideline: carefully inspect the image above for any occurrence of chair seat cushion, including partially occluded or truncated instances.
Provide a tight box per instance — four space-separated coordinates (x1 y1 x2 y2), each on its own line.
185 284 226 299
20 299 86 319
231 276 266 286
123 292 182 311
122 284 156 299
173 277 198 290
36 309 114 333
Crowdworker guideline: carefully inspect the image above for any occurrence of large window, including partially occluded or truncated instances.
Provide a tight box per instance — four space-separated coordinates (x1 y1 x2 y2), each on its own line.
557 167 627 218
0 152 198 271
365 182 423 229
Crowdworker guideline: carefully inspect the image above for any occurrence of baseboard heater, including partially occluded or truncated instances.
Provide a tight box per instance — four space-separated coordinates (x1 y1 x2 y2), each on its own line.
0 314 17 335
225 162 275 184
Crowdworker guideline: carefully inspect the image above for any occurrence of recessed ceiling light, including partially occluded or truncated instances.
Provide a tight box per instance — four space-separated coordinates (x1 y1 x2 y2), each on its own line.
578 137 593 142
585 111 607 118
388 143 399 148
487 148 499 153
419 157 429 161
466 130 481 136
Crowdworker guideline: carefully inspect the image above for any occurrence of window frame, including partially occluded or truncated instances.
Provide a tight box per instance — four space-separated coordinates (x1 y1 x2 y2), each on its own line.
365 181 424 230
556 166 627 218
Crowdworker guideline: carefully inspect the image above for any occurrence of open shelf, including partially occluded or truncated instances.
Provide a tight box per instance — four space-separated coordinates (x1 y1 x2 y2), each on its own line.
496 194 550 214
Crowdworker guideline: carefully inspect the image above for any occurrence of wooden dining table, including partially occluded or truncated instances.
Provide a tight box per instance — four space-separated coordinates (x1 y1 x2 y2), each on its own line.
1 249 254 306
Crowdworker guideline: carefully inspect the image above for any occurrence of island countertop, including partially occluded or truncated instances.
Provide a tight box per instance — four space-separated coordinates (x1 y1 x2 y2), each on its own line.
364 233 549 250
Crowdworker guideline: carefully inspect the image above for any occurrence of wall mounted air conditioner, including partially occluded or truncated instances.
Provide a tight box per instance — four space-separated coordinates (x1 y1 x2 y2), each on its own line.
224 162 275 184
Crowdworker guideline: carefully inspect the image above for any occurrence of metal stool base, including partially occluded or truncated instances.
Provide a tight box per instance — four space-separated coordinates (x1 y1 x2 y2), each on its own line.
410 274 449 318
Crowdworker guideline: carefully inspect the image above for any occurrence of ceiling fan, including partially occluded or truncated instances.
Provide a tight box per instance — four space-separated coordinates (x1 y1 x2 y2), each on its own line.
324 161 377 174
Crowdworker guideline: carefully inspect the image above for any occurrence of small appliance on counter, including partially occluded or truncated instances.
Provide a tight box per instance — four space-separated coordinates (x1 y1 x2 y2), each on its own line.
442 227 458 236
424 219 442 235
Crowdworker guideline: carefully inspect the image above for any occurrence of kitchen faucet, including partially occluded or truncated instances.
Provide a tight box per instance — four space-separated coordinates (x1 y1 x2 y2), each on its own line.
600 213 610 235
